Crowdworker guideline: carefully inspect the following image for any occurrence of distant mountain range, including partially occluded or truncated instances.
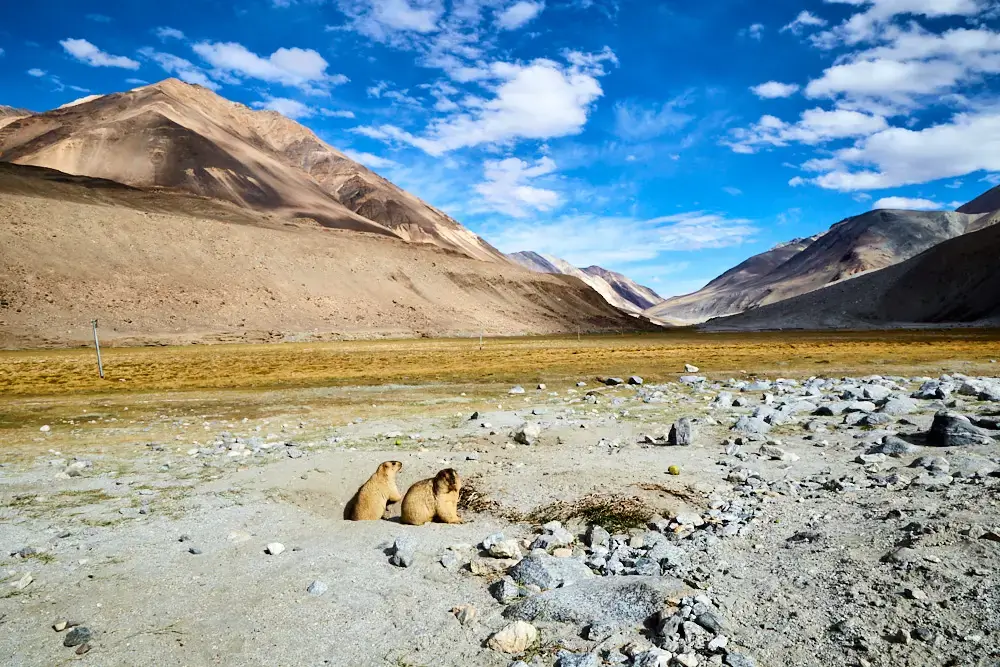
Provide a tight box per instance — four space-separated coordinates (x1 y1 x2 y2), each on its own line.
508 251 664 314
648 208 995 325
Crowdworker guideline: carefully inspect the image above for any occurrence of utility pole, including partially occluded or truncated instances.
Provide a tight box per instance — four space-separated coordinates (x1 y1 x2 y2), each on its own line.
91 319 104 379
479 331 483 351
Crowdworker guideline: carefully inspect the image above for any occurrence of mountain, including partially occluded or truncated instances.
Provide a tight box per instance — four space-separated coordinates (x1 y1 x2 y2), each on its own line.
581 266 663 311
646 209 989 324
702 216 1000 330
958 183 1000 215
0 79 501 262
0 105 31 130
0 163 652 348
507 251 664 313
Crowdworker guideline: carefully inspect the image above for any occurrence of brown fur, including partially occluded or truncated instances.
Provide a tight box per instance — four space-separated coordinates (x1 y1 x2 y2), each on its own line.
400 468 463 526
344 461 403 521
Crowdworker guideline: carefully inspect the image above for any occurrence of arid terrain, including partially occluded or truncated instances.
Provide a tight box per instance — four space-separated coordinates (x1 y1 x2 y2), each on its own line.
2 333 999 666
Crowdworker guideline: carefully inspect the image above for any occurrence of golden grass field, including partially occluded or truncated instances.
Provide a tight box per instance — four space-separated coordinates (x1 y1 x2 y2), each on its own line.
3 329 1000 397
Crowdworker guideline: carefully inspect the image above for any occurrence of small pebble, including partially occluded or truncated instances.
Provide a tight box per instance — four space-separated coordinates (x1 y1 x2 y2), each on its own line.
63 626 92 647
306 580 328 596
265 543 285 556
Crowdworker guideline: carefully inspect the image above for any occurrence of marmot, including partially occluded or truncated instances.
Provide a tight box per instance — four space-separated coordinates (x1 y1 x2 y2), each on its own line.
344 461 403 521
400 468 463 526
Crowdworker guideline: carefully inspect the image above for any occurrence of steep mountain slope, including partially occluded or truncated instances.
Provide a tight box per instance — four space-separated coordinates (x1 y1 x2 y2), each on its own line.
958 183 1000 215
702 217 1000 330
0 79 502 261
507 251 663 313
0 105 31 130
0 163 649 348
647 209 987 323
582 266 664 311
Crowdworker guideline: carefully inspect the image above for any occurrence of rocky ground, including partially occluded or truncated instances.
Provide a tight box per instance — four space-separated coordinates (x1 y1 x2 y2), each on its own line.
2 369 1000 666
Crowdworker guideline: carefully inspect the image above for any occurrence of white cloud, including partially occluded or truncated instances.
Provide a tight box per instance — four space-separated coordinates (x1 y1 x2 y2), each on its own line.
27 68 46 77
356 48 614 155
485 211 757 266
86 13 112 23
0 48 5 57
253 97 315 119
126 78 148 86
60 38 140 69
982 173 1000 185
723 186 743 196
803 110 1000 191
613 94 694 140
155 27 186 41
812 0 991 48
321 109 356 118
339 0 444 41
726 108 888 153
750 81 800 99
872 196 945 210
742 23 765 41
474 156 561 217
781 10 827 35
140 49 220 90
343 149 400 169
496 1 545 30
192 42 348 94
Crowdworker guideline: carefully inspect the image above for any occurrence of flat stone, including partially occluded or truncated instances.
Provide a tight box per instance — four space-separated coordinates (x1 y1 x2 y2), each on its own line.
725 654 756 667
508 553 593 590
265 542 285 556
503 576 685 626
306 580 328 596
556 651 600 667
489 540 523 560
866 436 918 457
732 417 770 436
63 627 91 647
628 376 644 385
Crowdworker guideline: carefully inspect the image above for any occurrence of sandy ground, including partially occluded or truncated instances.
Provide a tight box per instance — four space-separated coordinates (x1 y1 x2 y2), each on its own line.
2 372 999 666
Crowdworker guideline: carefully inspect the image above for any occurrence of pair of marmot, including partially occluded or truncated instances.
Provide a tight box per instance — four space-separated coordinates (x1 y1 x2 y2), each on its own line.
343 461 462 526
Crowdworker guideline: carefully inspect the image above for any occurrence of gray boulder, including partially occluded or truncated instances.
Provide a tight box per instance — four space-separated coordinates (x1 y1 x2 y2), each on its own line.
507 553 593 590
927 411 996 447
555 652 600 667
732 416 771 436
513 423 542 446
866 436 918 457
880 397 919 415
668 418 696 446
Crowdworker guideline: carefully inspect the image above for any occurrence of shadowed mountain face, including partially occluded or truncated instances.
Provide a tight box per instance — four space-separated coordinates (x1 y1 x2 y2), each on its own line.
507 251 664 313
703 214 1000 330
0 78 503 262
0 162 653 348
646 209 990 324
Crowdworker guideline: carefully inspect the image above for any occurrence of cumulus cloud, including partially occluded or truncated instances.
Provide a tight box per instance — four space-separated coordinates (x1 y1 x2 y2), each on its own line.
27 68 46 77
486 211 757 266
496 1 545 30
812 0 991 48
802 111 1000 191
474 156 561 217
343 149 400 169
321 109 356 118
139 48 220 90
355 48 615 155
192 41 348 94
740 23 765 41
726 108 888 153
252 97 315 118
60 38 140 69
338 0 444 41
781 10 827 35
750 81 800 98
872 196 945 210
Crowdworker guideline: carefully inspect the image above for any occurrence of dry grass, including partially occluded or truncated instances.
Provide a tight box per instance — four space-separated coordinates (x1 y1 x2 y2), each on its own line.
3 329 999 398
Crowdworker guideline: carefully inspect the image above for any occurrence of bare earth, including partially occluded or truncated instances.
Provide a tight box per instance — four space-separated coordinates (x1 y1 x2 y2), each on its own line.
2 348 999 666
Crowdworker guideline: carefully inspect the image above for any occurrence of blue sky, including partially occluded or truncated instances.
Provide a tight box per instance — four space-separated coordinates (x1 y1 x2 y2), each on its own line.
3 0 1000 297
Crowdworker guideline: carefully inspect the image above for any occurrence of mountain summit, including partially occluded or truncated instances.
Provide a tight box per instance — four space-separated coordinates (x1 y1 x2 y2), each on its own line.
0 78 501 262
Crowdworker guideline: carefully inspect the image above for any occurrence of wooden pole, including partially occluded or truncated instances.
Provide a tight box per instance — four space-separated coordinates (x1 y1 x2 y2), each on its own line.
479 331 483 351
91 319 104 379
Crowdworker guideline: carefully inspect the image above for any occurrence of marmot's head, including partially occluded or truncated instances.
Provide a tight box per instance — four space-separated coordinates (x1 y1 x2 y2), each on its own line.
378 460 403 475
434 468 461 493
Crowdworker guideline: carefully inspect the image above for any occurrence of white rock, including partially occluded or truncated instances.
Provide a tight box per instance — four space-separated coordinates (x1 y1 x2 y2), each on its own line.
10 573 33 590
487 621 538 653
684 364 700 373
265 542 285 556
40 425 51 433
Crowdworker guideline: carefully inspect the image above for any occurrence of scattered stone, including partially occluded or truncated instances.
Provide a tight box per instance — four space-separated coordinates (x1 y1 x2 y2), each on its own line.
759 444 798 462
53 619 68 632
732 417 771 436
489 540 523 560
724 654 756 667
513 423 542 446
75 644 91 656
509 386 526 395
306 580 328 596
585 525 610 547
440 551 460 569
668 418 696 446
10 573 32 590
685 364 700 373
880 397 918 415
505 577 684 627
451 604 477 626
63 627 91 647
265 543 285 556
188 547 202 555
604 377 625 386
555 651 600 667
628 376 644 385
867 436 918 457
508 552 594 590
389 537 415 567
40 425 50 432
487 621 538 654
